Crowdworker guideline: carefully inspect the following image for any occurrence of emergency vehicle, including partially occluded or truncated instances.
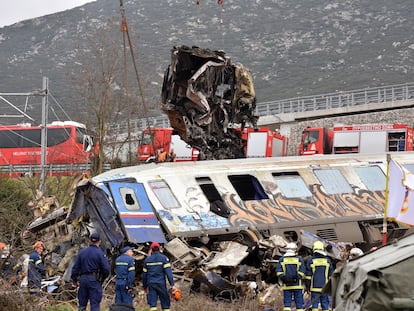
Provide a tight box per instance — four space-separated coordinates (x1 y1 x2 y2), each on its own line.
136 127 288 162
0 121 96 176
298 123 414 156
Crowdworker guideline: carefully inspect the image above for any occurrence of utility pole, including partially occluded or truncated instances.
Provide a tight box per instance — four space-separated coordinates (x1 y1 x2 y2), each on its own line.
39 77 49 194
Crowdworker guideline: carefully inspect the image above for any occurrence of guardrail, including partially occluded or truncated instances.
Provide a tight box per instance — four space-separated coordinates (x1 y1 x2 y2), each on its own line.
0 163 112 177
255 82 414 116
108 82 414 135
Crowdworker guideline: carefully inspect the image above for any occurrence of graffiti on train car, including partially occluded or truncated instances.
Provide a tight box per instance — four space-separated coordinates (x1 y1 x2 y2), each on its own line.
153 180 385 235
229 185 384 227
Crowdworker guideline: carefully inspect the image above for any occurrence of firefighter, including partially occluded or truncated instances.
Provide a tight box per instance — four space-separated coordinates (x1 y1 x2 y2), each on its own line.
305 241 334 311
142 242 177 311
71 233 110 311
115 246 136 306
156 149 167 163
28 241 47 294
1 244 23 286
276 242 305 311
166 149 176 162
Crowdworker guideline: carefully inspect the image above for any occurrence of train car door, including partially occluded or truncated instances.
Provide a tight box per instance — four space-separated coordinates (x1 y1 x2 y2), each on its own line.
108 182 166 243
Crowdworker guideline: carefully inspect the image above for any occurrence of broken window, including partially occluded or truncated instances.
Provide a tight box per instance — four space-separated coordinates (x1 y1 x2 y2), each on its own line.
354 165 386 191
196 177 231 218
149 180 180 209
228 174 268 201
314 168 353 194
119 187 141 210
272 172 312 198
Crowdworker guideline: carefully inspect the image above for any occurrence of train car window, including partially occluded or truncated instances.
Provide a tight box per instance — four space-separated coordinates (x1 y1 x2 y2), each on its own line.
47 128 71 146
149 180 180 209
20 129 41 147
314 169 353 194
0 130 20 148
272 172 312 198
196 177 231 218
228 174 269 201
119 187 141 210
354 166 386 191
76 127 86 144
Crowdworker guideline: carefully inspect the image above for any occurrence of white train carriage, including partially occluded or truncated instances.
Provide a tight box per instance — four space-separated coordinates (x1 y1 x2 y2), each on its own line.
68 152 414 251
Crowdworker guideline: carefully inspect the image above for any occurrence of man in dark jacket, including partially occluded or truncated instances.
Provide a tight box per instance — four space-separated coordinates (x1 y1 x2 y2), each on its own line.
305 241 334 311
115 246 136 306
142 242 177 311
276 242 306 311
28 241 46 295
71 233 110 311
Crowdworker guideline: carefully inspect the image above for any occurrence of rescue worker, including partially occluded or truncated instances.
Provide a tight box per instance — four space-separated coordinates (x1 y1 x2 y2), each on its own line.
142 242 177 311
71 233 110 311
1 244 22 286
305 241 334 311
349 247 364 260
115 246 136 306
276 242 305 311
28 241 46 294
156 148 167 163
166 149 176 162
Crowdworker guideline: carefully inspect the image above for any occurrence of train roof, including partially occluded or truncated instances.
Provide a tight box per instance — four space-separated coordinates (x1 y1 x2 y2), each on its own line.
93 152 414 183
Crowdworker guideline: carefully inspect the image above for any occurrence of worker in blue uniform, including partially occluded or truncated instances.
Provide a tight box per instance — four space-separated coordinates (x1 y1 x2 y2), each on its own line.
276 242 306 311
71 233 110 311
28 241 46 295
305 241 334 311
142 242 177 311
115 246 136 306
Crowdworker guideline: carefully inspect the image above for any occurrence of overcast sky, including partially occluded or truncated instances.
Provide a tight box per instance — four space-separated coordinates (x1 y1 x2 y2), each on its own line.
0 0 96 28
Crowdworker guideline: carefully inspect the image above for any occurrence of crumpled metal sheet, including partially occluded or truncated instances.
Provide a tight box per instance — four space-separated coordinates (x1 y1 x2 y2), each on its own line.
161 45 258 160
204 241 249 269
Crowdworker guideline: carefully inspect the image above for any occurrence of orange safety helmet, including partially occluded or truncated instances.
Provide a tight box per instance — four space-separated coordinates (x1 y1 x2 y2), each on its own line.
33 241 45 249
170 287 181 301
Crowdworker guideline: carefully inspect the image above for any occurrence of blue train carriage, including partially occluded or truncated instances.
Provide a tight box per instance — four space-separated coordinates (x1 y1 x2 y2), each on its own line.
67 152 414 253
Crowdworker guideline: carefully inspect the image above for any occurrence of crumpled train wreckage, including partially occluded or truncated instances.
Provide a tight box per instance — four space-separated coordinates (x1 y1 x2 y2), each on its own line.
161 45 258 160
11 193 350 305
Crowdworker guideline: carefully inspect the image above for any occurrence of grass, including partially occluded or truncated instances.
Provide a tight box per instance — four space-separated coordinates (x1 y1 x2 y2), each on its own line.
0 278 284 311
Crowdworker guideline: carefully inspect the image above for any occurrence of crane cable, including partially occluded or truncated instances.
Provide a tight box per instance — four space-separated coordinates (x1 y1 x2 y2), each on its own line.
119 0 151 128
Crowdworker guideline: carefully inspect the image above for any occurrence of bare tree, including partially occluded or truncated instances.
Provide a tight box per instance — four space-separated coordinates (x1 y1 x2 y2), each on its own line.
70 20 132 174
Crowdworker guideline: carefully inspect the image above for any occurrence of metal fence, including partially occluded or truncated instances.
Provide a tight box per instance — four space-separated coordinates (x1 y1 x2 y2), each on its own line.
108 82 414 135
0 163 112 177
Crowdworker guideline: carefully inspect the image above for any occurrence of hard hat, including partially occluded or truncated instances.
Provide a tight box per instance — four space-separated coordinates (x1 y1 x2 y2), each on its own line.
313 241 325 252
349 247 364 259
33 241 45 249
284 242 297 256
171 286 181 301
0 242 5 250
285 242 297 251
150 242 160 250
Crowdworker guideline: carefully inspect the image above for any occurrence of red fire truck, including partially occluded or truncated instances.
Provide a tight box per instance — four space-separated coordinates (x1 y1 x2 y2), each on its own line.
136 127 288 162
298 123 414 155
0 121 95 176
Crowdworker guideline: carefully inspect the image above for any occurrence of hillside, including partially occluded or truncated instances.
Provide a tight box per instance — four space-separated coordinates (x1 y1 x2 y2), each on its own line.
1 0 413 123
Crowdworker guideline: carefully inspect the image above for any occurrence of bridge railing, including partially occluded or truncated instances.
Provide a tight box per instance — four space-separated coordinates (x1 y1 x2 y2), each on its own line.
108 82 414 135
255 82 414 116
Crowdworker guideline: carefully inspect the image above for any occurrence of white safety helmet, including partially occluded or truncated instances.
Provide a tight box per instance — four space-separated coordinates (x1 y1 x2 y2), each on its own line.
284 242 298 256
349 247 364 259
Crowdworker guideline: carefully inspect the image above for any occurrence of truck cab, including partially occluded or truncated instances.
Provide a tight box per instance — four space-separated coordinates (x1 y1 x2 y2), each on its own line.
298 127 333 155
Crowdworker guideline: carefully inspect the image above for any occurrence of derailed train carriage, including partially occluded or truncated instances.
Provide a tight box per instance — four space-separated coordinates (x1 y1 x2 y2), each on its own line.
67 152 414 254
